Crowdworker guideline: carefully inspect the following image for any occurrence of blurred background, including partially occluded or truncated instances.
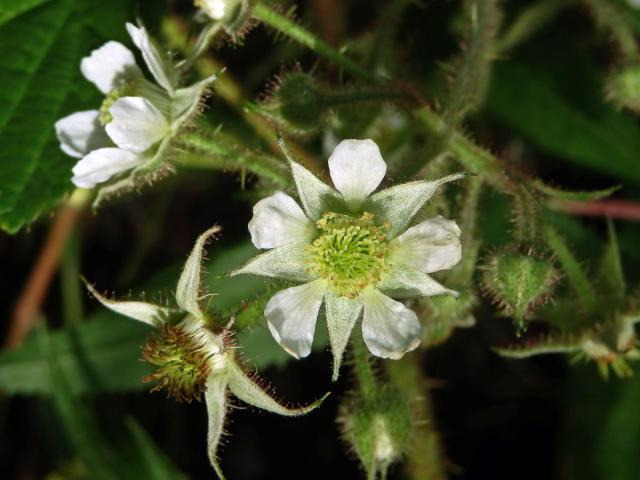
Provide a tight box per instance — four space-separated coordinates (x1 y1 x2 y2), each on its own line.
2 0 640 479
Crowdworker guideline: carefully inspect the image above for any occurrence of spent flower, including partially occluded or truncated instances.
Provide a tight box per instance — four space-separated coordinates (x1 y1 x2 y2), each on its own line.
233 138 465 379
85 226 325 478
55 23 217 191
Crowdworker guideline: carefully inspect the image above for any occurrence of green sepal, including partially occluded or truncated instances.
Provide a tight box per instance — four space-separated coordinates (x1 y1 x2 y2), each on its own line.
367 173 466 238
176 226 222 319
325 292 363 381
226 358 328 415
205 374 229 480
378 263 457 299
534 180 620 202
84 280 180 328
230 241 315 282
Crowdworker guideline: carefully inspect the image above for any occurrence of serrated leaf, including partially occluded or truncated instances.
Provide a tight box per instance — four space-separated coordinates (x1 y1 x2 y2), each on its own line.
0 0 77 233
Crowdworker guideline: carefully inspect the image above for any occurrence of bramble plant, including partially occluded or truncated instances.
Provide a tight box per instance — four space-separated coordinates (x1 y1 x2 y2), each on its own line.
3 0 640 479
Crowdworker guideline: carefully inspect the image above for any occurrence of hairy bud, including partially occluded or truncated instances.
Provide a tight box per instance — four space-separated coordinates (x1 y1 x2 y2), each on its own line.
261 72 327 135
482 248 559 334
339 388 411 478
606 65 640 115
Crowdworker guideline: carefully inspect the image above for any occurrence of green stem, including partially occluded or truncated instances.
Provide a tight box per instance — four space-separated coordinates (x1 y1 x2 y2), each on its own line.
324 89 410 107
582 0 639 63
497 0 575 54
417 107 510 189
351 333 378 402
543 225 598 313
176 131 292 188
60 226 83 326
252 3 376 82
386 356 447 480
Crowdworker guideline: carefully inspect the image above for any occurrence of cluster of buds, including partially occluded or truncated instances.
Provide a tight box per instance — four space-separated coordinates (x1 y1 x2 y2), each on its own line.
86 227 325 477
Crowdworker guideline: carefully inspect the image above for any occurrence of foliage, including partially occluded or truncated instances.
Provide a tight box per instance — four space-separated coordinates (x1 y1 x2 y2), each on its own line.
3 0 640 478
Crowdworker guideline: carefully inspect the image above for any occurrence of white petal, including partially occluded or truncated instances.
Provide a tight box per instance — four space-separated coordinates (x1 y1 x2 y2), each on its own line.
248 192 314 249
361 289 422 359
55 110 110 158
264 279 327 359
105 97 169 153
71 148 144 188
126 23 176 93
389 216 462 273
80 41 141 94
328 139 386 209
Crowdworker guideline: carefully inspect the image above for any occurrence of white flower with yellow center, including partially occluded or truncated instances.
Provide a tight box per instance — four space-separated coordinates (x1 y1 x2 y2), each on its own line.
55 23 216 189
234 139 465 379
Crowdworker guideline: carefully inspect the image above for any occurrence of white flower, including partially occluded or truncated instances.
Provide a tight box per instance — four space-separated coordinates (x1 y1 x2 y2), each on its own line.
85 226 325 477
55 23 216 189
234 138 464 379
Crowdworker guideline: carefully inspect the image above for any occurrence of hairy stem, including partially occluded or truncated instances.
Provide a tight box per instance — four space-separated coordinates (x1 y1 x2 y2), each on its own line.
497 0 575 53
351 333 378 402
176 131 291 187
386 356 447 480
161 15 322 173
543 225 598 313
252 3 376 82
7 189 92 347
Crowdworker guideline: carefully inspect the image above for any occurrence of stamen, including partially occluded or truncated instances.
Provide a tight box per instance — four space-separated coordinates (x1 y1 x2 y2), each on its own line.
307 212 389 298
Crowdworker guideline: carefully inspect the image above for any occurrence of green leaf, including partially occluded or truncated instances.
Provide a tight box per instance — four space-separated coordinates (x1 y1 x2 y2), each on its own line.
0 315 153 395
124 418 187 480
0 0 52 26
486 61 640 184
0 0 77 233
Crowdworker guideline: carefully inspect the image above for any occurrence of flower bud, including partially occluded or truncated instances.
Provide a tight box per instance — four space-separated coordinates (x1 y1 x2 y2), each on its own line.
339 388 411 477
482 248 559 333
606 65 640 115
262 72 327 135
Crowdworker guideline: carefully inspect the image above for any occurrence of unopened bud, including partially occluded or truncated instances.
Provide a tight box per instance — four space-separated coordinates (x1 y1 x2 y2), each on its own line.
262 72 327 135
606 65 640 115
339 388 411 477
482 249 559 334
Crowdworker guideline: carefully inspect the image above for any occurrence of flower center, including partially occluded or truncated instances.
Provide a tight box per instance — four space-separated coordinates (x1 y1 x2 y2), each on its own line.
99 79 139 125
142 322 217 402
307 212 389 298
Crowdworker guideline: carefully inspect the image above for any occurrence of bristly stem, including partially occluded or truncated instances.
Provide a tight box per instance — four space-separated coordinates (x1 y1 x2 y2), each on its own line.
386 356 447 480
252 3 377 82
351 333 378 402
